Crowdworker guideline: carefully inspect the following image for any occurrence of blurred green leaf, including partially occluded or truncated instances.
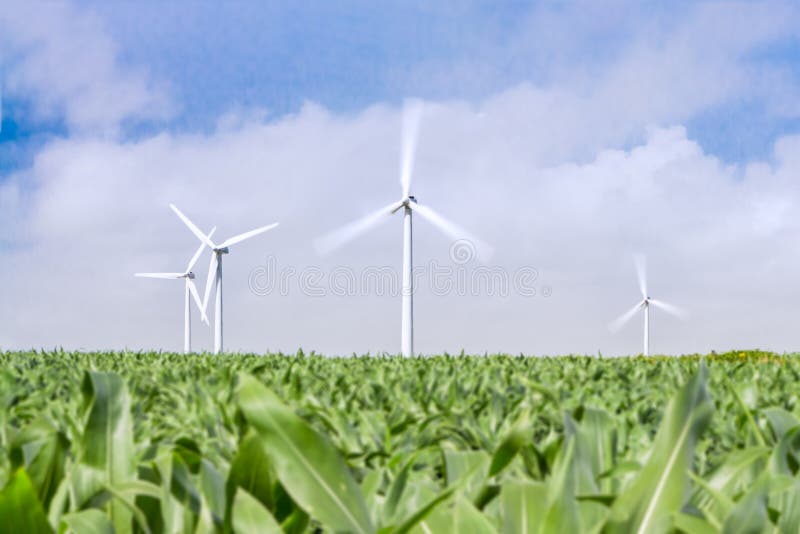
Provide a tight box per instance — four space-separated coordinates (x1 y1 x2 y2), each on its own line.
540 437 581 533
721 477 769 534
199 459 225 526
76 371 135 533
226 430 275 529
0 469 52 534
672 511 718 534
392 485 456 534
610 366 713 534
232 488 282 534
9 419 69 510
762 408 799 443
237 374 373 534
452 496 497 533
572 408 616 494
488 414 530 477
500 480 546 534
60 509 114 534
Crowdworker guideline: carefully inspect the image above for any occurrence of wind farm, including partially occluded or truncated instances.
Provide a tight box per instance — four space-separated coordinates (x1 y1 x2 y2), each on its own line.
134 227 215 353
169 204 279 354
3 2 800 532
3 98 794 534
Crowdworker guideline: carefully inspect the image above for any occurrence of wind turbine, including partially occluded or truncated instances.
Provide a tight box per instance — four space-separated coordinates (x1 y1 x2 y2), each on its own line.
315 101 491 357
609 254 685 356
134 228 215 353
169 204 279 354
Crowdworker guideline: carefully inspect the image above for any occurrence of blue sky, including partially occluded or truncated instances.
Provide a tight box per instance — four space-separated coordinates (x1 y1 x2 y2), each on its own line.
89 1 543 115
2 1 800 354
3 1 799 169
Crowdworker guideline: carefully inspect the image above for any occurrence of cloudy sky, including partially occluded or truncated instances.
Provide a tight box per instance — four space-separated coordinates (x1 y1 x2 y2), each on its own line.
1 1 799 356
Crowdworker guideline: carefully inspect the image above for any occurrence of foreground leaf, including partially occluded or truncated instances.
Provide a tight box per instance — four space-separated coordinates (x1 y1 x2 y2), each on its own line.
9 419 69 510
610 366 713 534
226 430 276 529
0 469 52 534
237 374 373 534
500 480 546 534
76 371 135 533
60 509 114 534
232 488 282 534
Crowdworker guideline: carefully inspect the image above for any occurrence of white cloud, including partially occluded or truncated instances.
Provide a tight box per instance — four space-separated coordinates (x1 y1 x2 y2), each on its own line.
0 2 172 134
2 97 800 355
401 1 800 160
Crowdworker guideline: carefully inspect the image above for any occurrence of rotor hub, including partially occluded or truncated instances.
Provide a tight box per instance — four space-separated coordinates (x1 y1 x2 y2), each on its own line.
403 195 418 207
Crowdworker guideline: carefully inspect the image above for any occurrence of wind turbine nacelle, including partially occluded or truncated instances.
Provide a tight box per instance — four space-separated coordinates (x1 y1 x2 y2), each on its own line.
396 196 418 212
186 272 196 279
216 247 230 254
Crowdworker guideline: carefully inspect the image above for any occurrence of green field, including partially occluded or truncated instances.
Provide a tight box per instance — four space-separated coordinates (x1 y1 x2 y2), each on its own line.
1 350 799 533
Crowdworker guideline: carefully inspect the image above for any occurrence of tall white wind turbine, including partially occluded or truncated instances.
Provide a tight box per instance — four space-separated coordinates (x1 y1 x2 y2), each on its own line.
135 228 215 353
169 204 279 354
609 254 685 356
315 101 491 357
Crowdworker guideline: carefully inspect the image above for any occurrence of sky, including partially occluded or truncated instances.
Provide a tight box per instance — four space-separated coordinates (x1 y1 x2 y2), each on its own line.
1 0 800 356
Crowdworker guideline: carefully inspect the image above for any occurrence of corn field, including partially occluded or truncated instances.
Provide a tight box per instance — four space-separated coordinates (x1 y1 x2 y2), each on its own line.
1 350 799 533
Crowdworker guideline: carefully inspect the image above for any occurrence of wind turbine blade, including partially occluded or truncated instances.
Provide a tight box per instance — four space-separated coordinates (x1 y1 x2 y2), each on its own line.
186 227 216 273
400 100 424 197
314 201 404 255
188 279 208 324
650 299 686 319
202 252 218 312
134 273 184 279
609 301 645 332
218 222 279 249
634 254 647 298
409 202 494 261
170 204 216 249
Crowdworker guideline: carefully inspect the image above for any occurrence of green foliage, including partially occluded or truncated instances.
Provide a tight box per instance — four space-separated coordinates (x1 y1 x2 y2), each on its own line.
237 374 373 533
609 365 713 533
231 488 282 534
0 350 799 533
0 469 52 534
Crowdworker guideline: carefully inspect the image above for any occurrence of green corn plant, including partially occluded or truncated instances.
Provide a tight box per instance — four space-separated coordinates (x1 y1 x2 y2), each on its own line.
0 350 798 532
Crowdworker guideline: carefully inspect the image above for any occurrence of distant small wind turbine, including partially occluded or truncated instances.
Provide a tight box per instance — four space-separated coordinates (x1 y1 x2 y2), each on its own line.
135 228 215 353
315 101 491 357
609 254 685 356
170 204 279 354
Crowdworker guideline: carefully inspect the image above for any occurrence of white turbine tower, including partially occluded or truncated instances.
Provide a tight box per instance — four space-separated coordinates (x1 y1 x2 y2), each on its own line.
135 228 215 353
169 204 279 354
609 254 685 356
315 101 490 357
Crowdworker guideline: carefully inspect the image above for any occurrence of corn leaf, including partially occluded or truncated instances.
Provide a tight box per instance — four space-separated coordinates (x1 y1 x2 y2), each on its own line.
0 469 53 534
237 374 373 534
